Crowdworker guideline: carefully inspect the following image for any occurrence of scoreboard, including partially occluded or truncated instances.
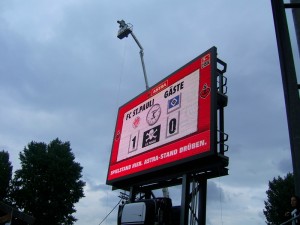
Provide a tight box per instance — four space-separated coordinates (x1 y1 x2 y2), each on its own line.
107 47 218 186
117 70 199 162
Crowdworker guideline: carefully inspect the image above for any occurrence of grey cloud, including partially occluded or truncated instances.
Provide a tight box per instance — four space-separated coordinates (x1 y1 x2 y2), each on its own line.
277 157 293 174
0 1 294 225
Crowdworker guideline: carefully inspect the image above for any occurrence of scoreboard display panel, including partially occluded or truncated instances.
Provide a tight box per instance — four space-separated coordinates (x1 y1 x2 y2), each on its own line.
107 47 218 186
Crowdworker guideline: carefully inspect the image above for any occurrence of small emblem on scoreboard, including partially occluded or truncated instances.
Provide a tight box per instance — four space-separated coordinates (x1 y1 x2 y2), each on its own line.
201 53 210 68
132 116 141 129
167 94 181 113
142 125 161 147
200 83 211 99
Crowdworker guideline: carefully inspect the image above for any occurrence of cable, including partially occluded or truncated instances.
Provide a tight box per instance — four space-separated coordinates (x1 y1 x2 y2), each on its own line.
98 198 122 225
115 40 127 110
99 24 128 225
218 169 224 225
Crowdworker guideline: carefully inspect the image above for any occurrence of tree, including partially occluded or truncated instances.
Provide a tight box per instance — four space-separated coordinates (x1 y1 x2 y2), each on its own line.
263 173 295 225
11 138 85 225
0 150 13 202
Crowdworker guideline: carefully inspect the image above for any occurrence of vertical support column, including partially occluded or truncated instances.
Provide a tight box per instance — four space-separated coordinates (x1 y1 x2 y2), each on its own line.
217 58 228 155
129 186 136 203
271 0 300 196
219 71 225 155
180 174 190 225
291 0 300 57
198 179 207 225
144 190 152 199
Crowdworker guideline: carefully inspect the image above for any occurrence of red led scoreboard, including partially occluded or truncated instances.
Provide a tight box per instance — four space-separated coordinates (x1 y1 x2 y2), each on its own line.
107 47 220 187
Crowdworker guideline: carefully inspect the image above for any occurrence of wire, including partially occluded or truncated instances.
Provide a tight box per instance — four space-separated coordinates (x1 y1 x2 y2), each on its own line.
98 198 122 225
218 169 224 225
114 40 127 110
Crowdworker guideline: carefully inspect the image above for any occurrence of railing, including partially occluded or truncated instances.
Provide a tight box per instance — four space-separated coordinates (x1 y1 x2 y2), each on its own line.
280 214 300 225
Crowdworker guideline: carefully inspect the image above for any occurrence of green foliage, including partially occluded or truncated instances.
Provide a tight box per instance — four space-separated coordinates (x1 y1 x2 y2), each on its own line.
263 173 295 225
11 138 85 225
0 150 13 202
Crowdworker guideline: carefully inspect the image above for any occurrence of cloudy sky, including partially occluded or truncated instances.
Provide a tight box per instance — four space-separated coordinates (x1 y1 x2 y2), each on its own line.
1 0 299 224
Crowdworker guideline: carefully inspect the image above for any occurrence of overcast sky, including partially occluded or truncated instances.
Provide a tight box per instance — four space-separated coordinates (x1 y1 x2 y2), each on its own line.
0 0 298 225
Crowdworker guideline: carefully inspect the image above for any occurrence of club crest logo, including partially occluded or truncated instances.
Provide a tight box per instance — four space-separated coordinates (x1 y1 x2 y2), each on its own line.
167 94 181 113
132 116 141 129
200 83 211 99
142 125 161 147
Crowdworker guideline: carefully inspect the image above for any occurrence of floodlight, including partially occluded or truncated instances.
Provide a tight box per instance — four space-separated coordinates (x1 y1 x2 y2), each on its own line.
116 20 149 89
117 20 132 39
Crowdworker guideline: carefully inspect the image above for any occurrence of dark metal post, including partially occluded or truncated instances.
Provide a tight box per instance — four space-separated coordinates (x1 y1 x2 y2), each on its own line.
291 0 300 57
216 59 228 155
181 174 190 225
218 71 225 155
198 179 207 225
130 32 149 89
129 186 136 203
271 0 300 196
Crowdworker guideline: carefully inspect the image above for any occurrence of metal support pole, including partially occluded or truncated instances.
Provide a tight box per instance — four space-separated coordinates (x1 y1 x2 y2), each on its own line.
129 186 136 203
190 179 197 225
130 32 149 90
271 0 300 196
291 0 300 57
198 179 207 225
117 20 151 202
181 174 190 225
117 20 149 90
218 72 225 155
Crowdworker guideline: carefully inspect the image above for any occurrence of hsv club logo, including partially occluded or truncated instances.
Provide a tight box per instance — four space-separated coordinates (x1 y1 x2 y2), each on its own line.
167 94 181 113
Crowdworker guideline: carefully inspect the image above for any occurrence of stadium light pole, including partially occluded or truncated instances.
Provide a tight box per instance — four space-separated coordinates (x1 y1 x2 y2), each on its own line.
117 20 149 90
116 20 170 201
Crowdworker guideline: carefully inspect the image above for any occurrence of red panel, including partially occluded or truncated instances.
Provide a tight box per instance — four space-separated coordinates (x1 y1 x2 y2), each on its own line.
107 131 210 181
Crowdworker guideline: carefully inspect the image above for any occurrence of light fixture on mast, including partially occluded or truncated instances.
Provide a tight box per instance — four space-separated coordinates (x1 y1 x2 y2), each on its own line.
117 20 149 90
